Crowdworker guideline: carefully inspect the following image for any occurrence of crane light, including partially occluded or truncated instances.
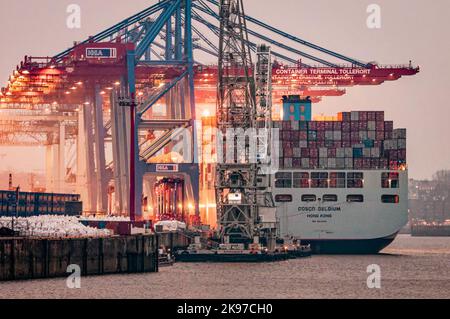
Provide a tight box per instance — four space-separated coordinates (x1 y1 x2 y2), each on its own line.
202 109 210 117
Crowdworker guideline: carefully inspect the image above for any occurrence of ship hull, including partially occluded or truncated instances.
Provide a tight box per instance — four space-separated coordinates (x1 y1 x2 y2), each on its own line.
272 170 409 254
302 234 397 254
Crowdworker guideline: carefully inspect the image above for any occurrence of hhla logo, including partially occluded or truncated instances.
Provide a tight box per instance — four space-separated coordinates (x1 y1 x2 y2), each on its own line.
66 4 81 29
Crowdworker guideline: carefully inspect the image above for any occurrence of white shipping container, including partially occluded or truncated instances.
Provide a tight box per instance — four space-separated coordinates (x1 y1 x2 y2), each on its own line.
345 148 353 158
319 148 328 158
325 131 334 140
333 131 342 140
336 148 345 158
351 111 360 121
371 147 380 158
328 158 337 168
359 131 368 140
301 158 310 168
284 158 292 168
345 158 354 169
363 148 371 157
336 158 346 169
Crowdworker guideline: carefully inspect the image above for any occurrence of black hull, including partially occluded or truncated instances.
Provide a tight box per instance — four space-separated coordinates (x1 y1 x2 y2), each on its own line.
175 253 291 263
303 235 397 254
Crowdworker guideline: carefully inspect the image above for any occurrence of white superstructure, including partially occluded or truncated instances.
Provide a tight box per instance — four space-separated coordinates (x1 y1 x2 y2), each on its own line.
272 169 408 253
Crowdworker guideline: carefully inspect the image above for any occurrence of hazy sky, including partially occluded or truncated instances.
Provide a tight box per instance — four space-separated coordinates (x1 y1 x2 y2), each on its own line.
0 0 449 180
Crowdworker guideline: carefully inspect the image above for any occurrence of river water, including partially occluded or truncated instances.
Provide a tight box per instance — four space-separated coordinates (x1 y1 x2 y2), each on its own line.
1 235 450 299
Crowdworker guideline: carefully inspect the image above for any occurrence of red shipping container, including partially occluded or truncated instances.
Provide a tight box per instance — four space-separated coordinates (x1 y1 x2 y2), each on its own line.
376 111 385 121
380 159 389 169
317 131 325 140
368 111 376 121
358 121 368 130
384 131 393 140
351 122 359 131
309 158 318 168
308 141 317 148
342 132 350 141
351 132 360 140
324 121 334 130
389 161 399 170
371 159 380 168
359 112 368 121
284 148 293 157
317 140 326 147
389 150 398 160
333 122 342 130
308 122 317 130
363 159 371 169
342 122 351 132
317 122 325 131
309 148 319 158
282 121 291 130
384 121 394 132
374 140 383 148
328 148 337 158
376 121 385 131
376 131 385 141
299 131 308 140
301 148 309 158
342 141 352 148
354 159 363 169
292 158 301 168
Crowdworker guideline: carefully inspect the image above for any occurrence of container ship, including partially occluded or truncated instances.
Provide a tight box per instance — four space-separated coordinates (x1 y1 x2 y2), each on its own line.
270 97 408 253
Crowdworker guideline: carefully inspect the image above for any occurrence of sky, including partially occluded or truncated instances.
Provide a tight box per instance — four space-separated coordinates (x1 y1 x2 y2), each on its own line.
0 0 449 180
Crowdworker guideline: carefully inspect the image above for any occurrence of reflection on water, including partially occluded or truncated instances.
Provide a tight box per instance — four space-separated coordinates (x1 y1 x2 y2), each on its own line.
1 235 450 299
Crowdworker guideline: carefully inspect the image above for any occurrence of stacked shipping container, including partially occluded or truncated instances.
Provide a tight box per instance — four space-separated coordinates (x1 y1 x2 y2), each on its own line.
0 191 82 217
275 111 406 170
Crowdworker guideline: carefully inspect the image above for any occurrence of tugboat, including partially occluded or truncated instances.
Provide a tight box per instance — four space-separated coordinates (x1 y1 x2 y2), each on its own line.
279 238 313 258
174 237 310 263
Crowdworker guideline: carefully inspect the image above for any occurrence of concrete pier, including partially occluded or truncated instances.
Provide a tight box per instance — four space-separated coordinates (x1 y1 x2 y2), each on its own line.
0 235 158 281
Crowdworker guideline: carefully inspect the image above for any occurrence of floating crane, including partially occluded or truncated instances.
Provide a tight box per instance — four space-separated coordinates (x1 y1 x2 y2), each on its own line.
214 0 277 246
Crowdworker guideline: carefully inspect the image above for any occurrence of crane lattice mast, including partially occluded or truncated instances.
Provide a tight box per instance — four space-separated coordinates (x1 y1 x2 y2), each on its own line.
215 0 270 243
